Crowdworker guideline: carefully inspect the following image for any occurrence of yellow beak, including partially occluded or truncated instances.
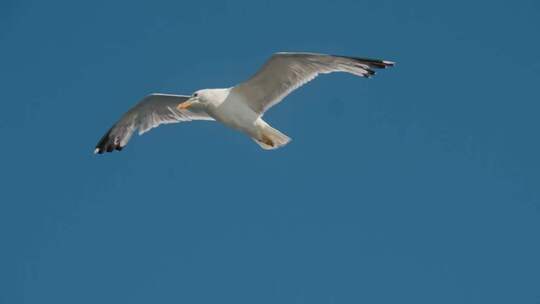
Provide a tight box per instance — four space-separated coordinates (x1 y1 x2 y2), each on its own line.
177 100 193 110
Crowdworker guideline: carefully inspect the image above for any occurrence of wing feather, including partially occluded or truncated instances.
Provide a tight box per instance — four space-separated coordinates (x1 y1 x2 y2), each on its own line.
232 52 394 114
94 93 213 154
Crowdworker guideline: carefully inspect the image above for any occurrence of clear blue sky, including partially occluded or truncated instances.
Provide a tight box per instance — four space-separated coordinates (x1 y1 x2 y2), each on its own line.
1 0 539 303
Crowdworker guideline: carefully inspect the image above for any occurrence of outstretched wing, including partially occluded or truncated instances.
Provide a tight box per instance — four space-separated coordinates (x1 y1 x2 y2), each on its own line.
94 93 214 154
232 52 394 114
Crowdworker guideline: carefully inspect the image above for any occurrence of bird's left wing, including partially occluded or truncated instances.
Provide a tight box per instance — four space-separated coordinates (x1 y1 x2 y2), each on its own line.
94 93 214 154
231 52 394 114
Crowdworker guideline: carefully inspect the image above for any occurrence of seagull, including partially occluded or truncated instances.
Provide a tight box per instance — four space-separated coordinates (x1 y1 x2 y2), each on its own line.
94 52 394 154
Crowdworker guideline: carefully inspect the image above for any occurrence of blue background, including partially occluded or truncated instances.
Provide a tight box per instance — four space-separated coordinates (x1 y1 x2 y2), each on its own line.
1 0 539 303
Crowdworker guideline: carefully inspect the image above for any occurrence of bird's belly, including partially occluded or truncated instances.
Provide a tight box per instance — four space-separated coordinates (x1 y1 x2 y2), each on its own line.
210 101 260 136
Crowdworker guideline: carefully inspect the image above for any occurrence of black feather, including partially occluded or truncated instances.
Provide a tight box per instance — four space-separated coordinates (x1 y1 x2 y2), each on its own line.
335 55 395 69
94 126 123 154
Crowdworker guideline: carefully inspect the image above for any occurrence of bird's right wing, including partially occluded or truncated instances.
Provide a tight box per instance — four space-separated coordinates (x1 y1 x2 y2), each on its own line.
94 93 214 154
231 52 394 114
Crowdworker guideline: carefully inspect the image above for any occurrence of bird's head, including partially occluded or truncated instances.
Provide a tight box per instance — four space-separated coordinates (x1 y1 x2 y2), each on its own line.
176 89 211 112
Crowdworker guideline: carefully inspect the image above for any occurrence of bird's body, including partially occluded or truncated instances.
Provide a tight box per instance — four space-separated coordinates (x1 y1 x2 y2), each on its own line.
204 89 256 133
94 52 394 153
182 88 291 149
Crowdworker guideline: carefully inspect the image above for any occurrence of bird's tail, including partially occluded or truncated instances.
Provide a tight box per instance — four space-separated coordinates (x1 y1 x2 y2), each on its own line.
253 124 291 150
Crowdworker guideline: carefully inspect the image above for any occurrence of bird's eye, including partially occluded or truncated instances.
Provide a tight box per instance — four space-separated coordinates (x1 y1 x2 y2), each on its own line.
193 93 198 97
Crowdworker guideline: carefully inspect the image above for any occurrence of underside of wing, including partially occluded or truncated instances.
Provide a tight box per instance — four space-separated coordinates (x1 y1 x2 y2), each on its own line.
94 93 214 154
232 52 394 114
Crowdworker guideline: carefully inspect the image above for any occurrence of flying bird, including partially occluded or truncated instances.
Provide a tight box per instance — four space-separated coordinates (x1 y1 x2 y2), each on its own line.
94 52 394 153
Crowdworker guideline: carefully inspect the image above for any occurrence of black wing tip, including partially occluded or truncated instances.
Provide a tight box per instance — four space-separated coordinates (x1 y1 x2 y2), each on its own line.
335 55 395 69
365 68 376 76
94 130 124 155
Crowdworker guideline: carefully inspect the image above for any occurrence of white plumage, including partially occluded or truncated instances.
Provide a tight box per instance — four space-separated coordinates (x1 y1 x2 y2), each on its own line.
94 52 394 153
